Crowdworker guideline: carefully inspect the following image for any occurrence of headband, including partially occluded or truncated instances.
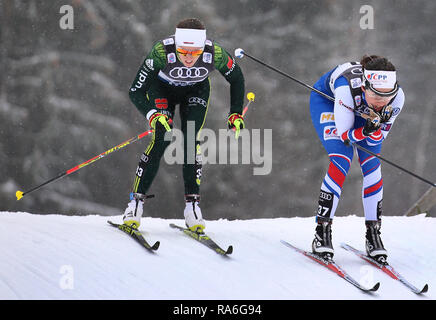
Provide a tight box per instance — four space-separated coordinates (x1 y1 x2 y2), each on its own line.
175 28 206 48
363 69 397 89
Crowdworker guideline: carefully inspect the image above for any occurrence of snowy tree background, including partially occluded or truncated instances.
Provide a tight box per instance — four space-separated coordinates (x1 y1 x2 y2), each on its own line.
1 0 435 219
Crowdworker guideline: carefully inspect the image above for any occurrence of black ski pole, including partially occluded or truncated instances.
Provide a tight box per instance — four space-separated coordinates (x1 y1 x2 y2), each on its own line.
235 48 436 188
347 141 436 188
234 48 362 116
235 48 334 102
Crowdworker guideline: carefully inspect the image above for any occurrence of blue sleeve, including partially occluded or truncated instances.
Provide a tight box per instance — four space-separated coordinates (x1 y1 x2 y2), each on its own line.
333 76 348 90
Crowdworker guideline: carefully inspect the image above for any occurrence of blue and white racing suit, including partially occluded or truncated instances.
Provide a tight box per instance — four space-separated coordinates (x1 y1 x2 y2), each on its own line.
309 62 405 221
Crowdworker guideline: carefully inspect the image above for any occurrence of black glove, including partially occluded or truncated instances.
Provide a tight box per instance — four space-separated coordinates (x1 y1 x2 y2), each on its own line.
363 118 381 136
379 105 393 123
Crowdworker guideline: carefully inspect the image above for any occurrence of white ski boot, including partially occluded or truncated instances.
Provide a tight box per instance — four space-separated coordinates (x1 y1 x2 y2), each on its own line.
122 193 147 229
184 194 205 233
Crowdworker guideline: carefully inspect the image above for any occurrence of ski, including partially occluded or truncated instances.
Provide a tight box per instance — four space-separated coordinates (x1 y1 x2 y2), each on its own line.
169 223 233 256
340 243 428 294
108 221 160 251
280 240 380 292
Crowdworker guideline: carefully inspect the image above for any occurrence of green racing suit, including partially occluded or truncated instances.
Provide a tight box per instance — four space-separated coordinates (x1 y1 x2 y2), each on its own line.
128 36 245 196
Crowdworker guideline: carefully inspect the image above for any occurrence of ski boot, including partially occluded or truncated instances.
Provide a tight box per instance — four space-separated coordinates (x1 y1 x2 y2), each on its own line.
184 194 205 233
312 218 334 261
122 193 148 229
365 220 388 265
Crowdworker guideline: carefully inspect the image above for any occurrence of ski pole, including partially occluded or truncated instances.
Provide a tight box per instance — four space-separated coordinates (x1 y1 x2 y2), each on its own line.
235 48 436 188
348 141 436 188
234 48 361 116
232 92 255 134
235 49 335 102
16 129 154 200
243 91 255 116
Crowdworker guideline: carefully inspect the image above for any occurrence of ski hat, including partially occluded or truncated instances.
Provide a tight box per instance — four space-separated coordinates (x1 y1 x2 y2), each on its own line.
175 28 206 48
363 69 399 96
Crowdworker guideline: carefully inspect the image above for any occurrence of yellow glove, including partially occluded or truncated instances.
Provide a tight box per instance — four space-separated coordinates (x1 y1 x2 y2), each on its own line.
149 112 171 132
228 113 245 139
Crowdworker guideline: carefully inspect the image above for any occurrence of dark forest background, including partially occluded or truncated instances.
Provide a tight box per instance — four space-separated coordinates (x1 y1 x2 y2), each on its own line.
1 0 435 219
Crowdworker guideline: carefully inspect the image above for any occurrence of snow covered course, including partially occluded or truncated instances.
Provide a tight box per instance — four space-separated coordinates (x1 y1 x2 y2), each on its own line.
0 212 434 300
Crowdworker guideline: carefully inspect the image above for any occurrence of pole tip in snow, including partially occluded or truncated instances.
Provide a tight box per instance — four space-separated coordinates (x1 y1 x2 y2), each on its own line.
234 48 245 58
16 190 24 201
247 92 255 101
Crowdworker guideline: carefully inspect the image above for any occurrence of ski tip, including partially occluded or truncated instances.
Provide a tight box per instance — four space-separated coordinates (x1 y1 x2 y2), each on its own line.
419 284 429 294
339 242 351 250
151 241 160 251
226 245 233 255
370 282 381 292
280 239 290 246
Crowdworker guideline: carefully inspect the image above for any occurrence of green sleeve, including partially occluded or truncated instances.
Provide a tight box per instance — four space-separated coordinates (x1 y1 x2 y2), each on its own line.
214 43 245 115
128 42 167 119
